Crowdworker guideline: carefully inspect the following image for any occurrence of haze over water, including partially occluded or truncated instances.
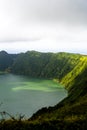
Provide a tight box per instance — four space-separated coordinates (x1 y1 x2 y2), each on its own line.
0 74 67 118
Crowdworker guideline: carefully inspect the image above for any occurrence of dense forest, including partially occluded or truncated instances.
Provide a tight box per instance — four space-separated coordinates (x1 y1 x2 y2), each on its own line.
0 50 87 130
0 51 17 72
0 50 81 79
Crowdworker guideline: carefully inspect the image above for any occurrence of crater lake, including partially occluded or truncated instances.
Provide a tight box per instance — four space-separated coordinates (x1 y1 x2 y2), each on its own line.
0 74 67 118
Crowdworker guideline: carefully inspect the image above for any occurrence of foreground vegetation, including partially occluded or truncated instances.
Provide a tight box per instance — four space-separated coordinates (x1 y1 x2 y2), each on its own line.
0 50 87 129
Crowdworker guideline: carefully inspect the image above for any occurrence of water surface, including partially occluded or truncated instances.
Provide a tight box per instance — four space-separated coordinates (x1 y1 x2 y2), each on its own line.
0 74 67 118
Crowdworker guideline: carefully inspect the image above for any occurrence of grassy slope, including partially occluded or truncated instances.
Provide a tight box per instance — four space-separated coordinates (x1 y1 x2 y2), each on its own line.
0 52 87 130
61 56 87 90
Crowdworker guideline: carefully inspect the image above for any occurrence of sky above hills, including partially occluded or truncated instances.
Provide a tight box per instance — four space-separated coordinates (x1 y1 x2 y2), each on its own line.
0 0 87 54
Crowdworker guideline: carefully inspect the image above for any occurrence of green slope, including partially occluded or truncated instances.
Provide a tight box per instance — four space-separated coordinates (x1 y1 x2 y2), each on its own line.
61 56 87 90
0 51 17 72
12 51 81 79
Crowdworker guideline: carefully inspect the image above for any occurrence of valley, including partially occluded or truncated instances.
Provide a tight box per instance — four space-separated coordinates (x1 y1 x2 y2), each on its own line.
0 50 87 130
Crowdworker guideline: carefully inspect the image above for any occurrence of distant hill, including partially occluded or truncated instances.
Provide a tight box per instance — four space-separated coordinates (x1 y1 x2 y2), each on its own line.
0 51 17 72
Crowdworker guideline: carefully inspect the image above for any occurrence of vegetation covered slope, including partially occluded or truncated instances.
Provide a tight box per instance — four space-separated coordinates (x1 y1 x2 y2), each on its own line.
0 50 82 79
0 51 87 130
0 51 17 72
12 51 81 79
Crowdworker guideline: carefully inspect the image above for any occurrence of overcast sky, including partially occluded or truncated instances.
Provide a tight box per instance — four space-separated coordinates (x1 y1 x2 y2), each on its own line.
0 0 87 54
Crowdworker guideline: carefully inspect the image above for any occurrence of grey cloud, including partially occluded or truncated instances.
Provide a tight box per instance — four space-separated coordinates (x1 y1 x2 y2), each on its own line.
37 0 87 25
0 38 40 43
0 0 87 42
0 0 87 24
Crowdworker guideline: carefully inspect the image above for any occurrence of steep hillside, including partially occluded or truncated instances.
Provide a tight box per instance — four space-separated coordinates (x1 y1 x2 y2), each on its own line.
0 51 17 72
12 51 81 79
61 56 87 88
0 50 82 79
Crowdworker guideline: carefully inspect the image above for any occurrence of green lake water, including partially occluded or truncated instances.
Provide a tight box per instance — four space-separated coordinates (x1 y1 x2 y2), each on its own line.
0 74 67 118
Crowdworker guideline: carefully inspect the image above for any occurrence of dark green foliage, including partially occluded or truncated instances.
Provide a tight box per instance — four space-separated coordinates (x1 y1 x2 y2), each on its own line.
0 50 82 79
0 51 17 72
12 51 81 79
12 51 53 77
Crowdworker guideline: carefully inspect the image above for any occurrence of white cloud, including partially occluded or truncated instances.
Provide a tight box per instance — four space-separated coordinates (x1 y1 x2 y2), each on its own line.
0 25 87 54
